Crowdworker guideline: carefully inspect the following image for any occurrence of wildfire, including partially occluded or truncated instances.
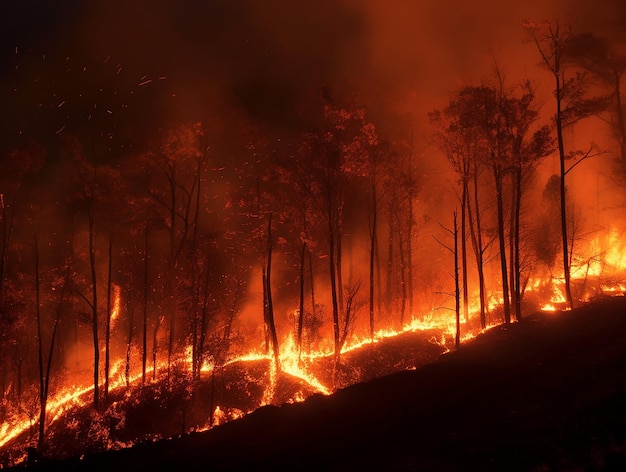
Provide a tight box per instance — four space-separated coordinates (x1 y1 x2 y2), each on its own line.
571 228 626 279
0 298 490 459
3 229 626 466
277 335 330 396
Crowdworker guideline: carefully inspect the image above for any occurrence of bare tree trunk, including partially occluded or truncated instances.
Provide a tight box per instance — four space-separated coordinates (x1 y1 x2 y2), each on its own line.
167 165 177 384
104 233 112 403
36 236 65 454
335 208 345 319
469 164 487 328
508 177 517 323
142 223 149 385
297 242 306 359
453 212 460 350
191 264 201 380
494 165 511 324
398 231 407 326
556 71 575 309
88 208 100 410
328 201 341 367
385 208 394 313
513 169 523 321
461 179 469 323
125 280 134 388
407 141 415 320
308 249 317 345
375 221 383 319
264 214 280 371
369 183 377 340
34 235 46 452
152 319 159 382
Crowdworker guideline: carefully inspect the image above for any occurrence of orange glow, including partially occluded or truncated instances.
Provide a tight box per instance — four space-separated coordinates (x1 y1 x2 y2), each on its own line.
2 224 626 463
110 284 121 327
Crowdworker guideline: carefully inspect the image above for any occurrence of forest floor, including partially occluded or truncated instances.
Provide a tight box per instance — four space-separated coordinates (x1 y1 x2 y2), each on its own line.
10 294 626 471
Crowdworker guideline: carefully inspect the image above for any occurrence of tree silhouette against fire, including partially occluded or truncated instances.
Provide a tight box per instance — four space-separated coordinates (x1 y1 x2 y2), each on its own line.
1 12 626 466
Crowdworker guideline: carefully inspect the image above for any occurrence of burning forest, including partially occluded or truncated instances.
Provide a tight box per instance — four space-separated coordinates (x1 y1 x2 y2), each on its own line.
1 0 626 468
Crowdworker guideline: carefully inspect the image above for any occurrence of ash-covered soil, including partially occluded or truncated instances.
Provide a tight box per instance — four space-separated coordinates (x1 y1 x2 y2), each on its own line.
11 295 626 471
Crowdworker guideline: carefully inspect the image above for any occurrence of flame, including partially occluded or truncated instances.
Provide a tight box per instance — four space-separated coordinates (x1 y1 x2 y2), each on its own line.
278 335 331 396
110 284 121 327
571 228 626 279
3 225 626 464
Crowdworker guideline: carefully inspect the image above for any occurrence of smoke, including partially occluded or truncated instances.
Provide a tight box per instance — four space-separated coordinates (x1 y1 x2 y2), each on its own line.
3 0 624 134
2 0 626 307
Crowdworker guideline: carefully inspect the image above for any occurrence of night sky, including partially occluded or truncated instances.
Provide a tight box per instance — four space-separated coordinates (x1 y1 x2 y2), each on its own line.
2 0 625 146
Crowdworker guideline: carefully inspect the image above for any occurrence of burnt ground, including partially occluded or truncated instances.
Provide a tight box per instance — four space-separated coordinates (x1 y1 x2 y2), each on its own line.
12 295 626 471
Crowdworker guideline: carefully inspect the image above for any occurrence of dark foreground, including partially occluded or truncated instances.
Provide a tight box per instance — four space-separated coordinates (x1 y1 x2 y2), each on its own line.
15 296 626 471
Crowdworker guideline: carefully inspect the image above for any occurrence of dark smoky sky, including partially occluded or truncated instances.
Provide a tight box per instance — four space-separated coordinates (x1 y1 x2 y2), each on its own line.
1 0 625 141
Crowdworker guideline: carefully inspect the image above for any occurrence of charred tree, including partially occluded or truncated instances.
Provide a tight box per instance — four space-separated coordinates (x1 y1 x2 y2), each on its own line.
327 189 342 367
434 212 461 349
406 136 416 321
104 232 113 403
34 235 45 451
525 20 609 309
492 149 512 324
34 235 67 453
87 205 100 410
125 274 134 389
297 241 307 359
430 95 480 325
454 212 460 349
263 214 280 371
369 182 377 340
142 222 149 385
468 160 488 328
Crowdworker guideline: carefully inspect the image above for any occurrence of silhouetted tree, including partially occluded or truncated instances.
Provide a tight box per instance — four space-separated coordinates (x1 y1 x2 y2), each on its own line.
566 32 626 164
430 95 478 324
525 20 610 309
298 87 378 367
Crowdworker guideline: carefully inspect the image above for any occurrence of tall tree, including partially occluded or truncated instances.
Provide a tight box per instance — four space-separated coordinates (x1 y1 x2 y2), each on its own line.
434 211 461 349
501 79 554 320
33 233 73 454
430 96 478 324
430 87 496 325
274 153 321 359
150 122 206 381
298 87 378 367
525 20 609 309
230 134 283 372
566 32 626 164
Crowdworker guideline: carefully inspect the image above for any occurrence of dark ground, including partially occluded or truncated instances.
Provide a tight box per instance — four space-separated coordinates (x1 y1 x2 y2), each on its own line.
12 295 626 471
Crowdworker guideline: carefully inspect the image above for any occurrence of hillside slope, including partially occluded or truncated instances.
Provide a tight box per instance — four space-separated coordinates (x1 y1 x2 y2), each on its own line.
18 296 626 471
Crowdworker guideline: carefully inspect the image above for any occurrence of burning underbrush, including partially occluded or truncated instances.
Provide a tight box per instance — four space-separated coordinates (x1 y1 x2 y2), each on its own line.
2 264 625 468
0 326 448 467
